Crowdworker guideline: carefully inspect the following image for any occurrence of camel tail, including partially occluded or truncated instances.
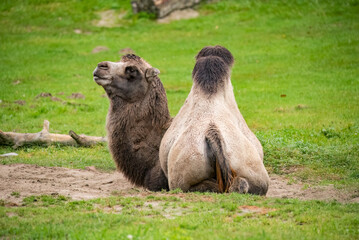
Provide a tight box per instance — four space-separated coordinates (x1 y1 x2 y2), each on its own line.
205 123 235 193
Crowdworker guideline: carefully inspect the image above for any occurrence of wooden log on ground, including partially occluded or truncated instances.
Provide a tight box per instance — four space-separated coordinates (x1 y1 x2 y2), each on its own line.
0 120 106 149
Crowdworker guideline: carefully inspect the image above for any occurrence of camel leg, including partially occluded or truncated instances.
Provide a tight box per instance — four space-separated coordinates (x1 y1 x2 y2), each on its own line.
188 178 220 193
247 180 269 196
228 177 249 194
144 162 169 191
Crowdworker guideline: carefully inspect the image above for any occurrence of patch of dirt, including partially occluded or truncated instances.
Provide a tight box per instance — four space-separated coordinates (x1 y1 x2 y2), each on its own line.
12 80 21 85
0 164 136 205
238 205 276 215
34 92 64 103
91 46 109 54
144 201 192 219
93 10 125 28
73 29 92 35
94 200 193 219
50 97 63 102
0 164 357 205
35 92 52 98
295 104 309 110
157 8 199 24
267 175 358 203
14 100 26 105
67 93 85 99
74 29 82 34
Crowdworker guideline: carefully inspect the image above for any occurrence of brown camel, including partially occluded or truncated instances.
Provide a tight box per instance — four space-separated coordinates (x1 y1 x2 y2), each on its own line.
159 46 269 195
93 54 172 191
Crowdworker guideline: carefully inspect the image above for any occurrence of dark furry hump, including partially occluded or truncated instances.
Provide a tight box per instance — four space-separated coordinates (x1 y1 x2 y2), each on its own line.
196 45 234 67
192 56 229 95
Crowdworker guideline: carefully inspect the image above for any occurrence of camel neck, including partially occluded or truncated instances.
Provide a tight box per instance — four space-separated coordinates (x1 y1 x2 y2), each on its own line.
105 78 171 187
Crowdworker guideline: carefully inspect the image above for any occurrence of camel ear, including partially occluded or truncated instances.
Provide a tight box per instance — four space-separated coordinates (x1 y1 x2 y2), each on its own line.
145 68 160 82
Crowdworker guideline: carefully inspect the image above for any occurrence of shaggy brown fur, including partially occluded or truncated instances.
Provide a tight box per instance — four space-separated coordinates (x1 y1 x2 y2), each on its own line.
94 54 172 191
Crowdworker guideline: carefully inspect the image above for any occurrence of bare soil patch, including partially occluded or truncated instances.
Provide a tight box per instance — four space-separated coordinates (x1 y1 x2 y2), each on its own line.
268 175 358 203
93 10 125 28
0 164 357 205
0 164 136 205
157 9 199 24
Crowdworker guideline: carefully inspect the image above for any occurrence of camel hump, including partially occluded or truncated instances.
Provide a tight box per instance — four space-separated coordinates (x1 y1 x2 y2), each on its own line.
192 56 230 95
195 45 234 67
205 123 235 193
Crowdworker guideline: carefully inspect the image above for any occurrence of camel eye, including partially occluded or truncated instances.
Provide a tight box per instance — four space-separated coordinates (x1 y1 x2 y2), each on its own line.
125 66 138 74
125 66 140 82
125 66 134 71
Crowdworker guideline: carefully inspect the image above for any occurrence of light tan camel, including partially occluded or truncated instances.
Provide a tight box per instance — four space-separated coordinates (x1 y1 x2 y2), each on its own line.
159 46 269 195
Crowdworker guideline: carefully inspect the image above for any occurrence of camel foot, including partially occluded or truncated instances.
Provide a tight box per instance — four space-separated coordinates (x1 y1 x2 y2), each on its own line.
229 177 249 194
188 179 220 193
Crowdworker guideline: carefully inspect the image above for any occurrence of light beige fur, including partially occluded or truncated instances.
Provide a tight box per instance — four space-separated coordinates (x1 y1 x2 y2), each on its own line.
159 71 269 194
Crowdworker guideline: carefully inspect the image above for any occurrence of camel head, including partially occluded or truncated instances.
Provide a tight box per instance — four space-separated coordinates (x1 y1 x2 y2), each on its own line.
93 54 160 103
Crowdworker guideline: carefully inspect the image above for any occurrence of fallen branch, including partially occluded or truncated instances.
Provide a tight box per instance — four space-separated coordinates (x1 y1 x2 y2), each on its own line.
0 120 106 149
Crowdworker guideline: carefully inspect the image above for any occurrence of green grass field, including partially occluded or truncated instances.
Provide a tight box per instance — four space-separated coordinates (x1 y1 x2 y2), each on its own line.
1 193 359 239
0 0 358 239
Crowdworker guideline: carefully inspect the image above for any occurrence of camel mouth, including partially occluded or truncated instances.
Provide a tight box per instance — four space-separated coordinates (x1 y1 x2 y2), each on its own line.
93 76 111 86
